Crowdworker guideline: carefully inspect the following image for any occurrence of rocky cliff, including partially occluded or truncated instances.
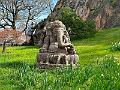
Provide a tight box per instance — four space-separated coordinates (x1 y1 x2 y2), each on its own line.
49 0 120 29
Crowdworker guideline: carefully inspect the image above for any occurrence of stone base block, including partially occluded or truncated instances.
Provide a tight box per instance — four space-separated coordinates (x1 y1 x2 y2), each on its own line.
37 53 79 69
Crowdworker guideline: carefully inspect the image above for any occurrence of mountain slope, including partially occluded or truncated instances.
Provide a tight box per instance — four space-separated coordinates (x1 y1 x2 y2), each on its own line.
73 27 120 65
49 0 120 29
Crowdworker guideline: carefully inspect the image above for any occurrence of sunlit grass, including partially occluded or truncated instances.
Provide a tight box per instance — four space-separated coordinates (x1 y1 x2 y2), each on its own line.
0 55 120 90
73 27 120 65
0 27 120 89
0 46 39 64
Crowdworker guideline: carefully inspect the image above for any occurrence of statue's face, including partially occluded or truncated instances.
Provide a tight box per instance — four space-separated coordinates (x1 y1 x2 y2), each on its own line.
44 20 66 32
53 21 63 27
52 20 66 31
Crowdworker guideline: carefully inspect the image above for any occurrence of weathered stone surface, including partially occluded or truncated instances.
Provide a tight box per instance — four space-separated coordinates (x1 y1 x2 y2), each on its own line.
37 20 79 68
49 0 120 29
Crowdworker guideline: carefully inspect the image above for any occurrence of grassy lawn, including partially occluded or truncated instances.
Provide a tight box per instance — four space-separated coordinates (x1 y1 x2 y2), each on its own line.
0 27 120 90
0 46 39 64
74 27 120 65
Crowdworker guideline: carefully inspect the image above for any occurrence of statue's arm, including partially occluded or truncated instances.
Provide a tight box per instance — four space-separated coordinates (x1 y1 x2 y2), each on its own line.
37 37 44 47
57 30 72 47
37 31 46 47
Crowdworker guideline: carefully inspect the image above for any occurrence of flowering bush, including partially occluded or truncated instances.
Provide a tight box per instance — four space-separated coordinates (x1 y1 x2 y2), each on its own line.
111 42 120 51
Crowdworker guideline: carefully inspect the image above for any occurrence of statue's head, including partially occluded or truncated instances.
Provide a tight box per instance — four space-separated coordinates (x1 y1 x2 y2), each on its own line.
52 20 66 29
44 20 66 32
44 22 53 30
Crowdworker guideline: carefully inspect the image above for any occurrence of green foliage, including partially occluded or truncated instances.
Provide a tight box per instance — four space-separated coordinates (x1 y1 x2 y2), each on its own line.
111 42 120 51
110 0 117 7
58 7 96 39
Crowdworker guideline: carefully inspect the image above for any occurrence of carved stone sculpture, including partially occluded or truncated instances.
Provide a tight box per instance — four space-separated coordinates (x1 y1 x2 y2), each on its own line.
37 20 79 68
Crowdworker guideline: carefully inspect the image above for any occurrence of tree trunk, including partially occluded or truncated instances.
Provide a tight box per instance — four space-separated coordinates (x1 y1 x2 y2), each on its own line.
12 14 17 30
12 21 16 30
29 35 34 45
25 30 28 43
2 41 6 53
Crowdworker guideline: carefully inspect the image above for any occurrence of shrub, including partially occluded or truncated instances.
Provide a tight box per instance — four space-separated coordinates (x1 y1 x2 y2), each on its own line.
111 42 120 51
58 7 96 39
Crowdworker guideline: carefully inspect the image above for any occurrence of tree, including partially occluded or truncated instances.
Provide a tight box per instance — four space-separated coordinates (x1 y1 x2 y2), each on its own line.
0 0 49 37
0 28 23 53
59 7 96 39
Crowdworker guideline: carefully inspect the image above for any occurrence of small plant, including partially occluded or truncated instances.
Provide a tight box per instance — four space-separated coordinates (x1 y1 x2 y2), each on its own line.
111 42 120 51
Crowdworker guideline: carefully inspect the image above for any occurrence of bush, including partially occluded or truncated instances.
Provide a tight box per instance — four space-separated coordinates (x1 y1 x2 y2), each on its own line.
111 42 120 51
58 7 96 39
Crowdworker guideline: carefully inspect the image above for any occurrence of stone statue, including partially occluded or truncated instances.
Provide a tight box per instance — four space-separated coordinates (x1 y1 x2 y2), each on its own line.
37 20 79 68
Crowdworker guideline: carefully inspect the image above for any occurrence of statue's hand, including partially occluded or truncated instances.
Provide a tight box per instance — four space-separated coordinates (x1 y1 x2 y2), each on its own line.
69 43 74 48
68 43 73 48
40 48 48 53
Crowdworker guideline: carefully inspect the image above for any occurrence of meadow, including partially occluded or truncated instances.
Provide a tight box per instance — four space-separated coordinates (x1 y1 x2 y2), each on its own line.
0 27 120 90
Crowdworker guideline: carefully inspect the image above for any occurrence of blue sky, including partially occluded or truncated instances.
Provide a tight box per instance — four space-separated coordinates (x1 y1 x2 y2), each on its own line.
37 0 58 21
0 0 58 30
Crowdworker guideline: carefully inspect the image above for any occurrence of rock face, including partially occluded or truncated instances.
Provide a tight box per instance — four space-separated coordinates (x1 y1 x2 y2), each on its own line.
37 20 79 68
50 0 120 29
33 0 120 44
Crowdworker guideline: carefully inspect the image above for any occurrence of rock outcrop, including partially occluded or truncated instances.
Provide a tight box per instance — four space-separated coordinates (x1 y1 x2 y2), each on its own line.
33 0 120 44
49 0 120 29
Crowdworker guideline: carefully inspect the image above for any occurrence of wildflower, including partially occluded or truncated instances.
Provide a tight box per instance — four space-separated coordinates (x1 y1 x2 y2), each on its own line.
105 55 108 57
97 57 99 59
101 74 104 77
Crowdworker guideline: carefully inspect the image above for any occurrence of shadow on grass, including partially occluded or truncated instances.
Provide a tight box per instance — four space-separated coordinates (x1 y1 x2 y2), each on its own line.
17 46 39 50
0 61 36 69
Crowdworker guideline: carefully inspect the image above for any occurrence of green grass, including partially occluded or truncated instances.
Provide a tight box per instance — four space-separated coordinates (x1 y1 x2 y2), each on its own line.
74 27 120 65
0 46 39 64
0 46 39 90
0 27 120 90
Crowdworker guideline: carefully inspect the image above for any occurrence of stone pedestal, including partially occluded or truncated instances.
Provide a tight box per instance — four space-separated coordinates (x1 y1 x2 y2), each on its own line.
37 53 79 68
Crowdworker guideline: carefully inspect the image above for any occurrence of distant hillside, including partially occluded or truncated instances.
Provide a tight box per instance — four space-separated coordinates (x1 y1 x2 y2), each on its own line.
48 0 120 29
33 0 120 44
73 27 120 65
